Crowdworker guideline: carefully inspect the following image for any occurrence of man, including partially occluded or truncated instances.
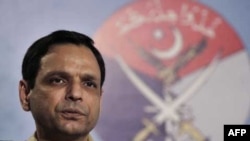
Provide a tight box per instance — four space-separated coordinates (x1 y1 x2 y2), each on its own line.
18 30 105 141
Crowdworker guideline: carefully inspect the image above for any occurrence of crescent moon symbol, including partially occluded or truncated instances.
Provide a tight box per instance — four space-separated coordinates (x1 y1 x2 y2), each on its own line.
152 27 183 59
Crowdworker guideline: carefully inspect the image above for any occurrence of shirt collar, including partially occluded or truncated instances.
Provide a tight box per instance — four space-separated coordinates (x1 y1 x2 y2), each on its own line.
27 132 93 141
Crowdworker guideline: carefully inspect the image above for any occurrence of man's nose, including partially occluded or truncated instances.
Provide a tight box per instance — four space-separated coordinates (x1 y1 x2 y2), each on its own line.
66 82 83 101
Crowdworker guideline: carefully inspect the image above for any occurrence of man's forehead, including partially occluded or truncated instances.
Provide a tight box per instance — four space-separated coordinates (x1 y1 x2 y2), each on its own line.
43 44 95 62
38 44 101 77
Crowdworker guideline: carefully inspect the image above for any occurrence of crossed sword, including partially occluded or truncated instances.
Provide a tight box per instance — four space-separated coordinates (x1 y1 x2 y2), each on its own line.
115 54 220 141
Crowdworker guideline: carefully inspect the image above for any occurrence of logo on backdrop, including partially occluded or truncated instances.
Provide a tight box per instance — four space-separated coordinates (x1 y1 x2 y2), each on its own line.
94 0 247 140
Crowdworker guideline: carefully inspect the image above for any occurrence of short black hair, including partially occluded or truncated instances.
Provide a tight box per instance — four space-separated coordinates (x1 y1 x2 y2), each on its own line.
22 30 105 89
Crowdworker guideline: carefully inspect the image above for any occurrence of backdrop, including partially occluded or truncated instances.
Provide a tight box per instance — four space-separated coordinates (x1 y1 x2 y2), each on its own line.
0 0 249 141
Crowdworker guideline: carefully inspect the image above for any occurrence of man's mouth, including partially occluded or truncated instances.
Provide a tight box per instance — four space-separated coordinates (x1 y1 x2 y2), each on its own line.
60 109 86 119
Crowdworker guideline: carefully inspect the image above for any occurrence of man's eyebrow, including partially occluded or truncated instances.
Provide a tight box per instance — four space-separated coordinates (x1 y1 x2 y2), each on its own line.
81 74 99 81
43 71 70 78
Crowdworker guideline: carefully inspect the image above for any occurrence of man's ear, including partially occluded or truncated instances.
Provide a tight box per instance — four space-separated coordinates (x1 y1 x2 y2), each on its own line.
19 80 31 111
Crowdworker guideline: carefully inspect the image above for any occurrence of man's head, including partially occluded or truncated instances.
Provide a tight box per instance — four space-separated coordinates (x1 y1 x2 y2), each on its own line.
19 30 105 140
22 30 105 89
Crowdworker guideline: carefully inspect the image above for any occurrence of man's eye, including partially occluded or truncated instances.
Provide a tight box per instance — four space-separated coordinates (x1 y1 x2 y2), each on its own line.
49 78 66 85
84 81 97 88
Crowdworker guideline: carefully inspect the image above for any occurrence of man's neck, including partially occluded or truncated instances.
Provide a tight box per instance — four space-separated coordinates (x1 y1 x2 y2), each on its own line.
34 131 91 141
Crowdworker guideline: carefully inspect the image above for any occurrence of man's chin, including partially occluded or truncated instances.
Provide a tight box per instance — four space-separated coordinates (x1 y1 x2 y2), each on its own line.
56 121 89 136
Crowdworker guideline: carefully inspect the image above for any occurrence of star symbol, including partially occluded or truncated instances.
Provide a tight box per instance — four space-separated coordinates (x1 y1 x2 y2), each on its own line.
153 28 164 40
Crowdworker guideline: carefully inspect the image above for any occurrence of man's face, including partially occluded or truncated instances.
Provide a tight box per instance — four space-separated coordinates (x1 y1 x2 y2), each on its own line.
21 44 102 137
